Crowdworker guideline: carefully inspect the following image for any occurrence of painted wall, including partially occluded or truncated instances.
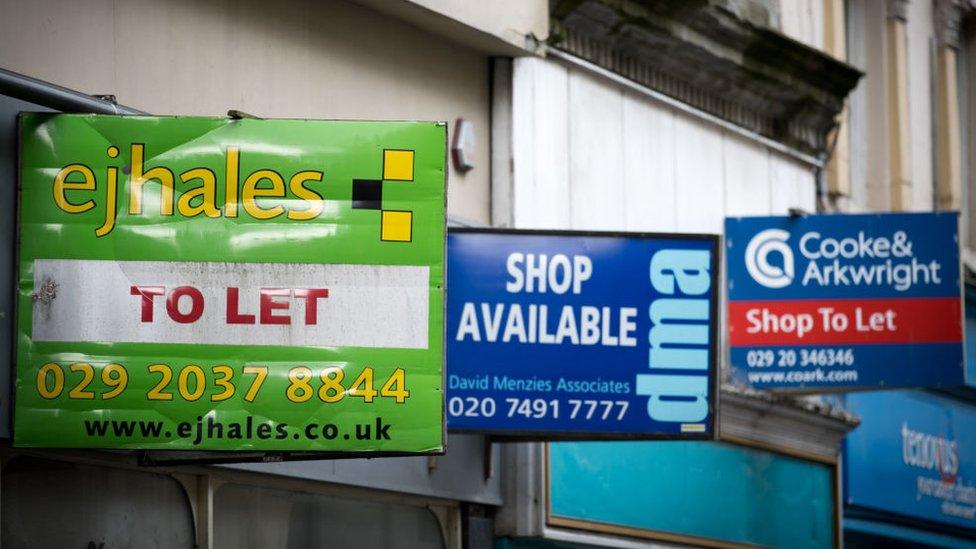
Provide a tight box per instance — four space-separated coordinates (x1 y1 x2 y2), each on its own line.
394 0 547 50
0 0 492 224
510 57 817 234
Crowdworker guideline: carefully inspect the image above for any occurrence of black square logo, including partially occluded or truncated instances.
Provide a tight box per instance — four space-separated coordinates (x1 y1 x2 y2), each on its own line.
352 179 382 210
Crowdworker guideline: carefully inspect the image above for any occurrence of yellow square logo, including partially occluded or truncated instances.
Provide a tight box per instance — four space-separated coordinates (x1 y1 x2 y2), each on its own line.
383 150 414 181
381 210 413 242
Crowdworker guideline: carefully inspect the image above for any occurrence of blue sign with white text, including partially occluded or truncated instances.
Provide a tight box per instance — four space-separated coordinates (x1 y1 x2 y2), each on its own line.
726 212 963 390
844 390 976 531
446 229 719 438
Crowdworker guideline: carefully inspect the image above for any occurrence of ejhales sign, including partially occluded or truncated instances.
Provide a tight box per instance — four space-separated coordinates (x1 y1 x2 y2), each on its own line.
16 114 446 453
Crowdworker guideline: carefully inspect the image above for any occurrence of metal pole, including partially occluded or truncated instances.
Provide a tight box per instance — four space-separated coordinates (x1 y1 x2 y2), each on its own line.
0 66 146 115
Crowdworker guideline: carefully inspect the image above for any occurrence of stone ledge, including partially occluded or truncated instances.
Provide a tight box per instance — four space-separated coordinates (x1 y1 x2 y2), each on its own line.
550 0 863 156
721 383 860 462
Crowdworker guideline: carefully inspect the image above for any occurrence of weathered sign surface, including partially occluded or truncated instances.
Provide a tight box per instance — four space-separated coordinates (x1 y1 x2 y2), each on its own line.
16 114 446 453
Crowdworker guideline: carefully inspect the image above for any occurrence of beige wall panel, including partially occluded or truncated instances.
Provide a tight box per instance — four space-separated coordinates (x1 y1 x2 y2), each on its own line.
354 0 547 55
0 0 116 93
0 0 491 223
906 0 934 211
407 0 547 46
935 46 962 212
886 17 913 211
862 0 891 212
823 0 851 198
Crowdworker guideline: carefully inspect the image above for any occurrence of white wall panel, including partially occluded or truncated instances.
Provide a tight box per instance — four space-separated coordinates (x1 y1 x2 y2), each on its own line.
567 70 626 230
723 134 771 217
674 115 725 234
779 0 824 50
512 58 570 229
509 57 816 234
770 153 817 214
511 58 536 228
622 91 677 232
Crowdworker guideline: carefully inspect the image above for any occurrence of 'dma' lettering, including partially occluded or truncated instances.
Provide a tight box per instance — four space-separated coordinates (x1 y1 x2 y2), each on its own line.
636 249 712 424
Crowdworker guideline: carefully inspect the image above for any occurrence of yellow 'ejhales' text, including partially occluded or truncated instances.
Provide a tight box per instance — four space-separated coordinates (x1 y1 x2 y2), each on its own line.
52 144 325 237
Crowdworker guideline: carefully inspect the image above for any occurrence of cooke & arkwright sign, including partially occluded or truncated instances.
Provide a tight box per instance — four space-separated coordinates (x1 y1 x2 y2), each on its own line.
726 212 962 390
16 114 446 453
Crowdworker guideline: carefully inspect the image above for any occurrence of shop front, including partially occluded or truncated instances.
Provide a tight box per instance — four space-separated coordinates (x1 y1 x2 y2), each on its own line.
494 389 856 548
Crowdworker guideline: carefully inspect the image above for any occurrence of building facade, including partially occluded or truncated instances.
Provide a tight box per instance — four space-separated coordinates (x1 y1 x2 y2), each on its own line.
0 0 973 547
0 1 545 547
491 1 860 546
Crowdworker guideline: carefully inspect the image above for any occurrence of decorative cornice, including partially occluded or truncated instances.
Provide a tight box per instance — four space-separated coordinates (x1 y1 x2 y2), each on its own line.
886 0 909 21
720 385 859 462
935 0 964 49
549 0 863 156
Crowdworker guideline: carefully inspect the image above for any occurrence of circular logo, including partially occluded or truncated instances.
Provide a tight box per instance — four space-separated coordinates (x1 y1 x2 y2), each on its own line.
744 229 794 289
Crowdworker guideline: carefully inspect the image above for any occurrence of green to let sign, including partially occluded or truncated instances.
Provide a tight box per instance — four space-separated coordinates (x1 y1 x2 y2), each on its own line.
16 114 446 453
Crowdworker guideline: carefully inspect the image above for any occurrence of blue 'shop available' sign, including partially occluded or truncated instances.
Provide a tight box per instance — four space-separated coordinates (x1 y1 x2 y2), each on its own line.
446 229 719 439
845 391 976 530
726 212 963 390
